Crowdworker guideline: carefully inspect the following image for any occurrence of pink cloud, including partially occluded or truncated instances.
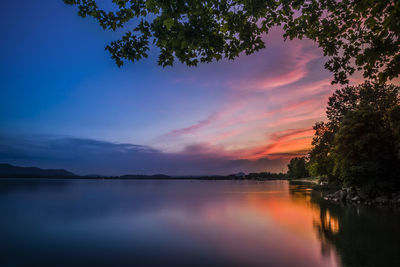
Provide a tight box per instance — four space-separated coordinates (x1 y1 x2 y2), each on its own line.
153 28 334 169
164 112 220 137
225 39 321 91
253 68 307 90
158 84 328 159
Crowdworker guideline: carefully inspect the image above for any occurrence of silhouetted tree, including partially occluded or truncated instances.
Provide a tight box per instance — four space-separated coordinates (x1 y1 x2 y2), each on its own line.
332 106 399 188
65 0 400 84
287 157 309 179
308 81 400 189
307 121 335 181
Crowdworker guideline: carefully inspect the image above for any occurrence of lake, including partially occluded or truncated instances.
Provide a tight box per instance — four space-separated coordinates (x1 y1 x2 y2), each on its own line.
0 179 399 266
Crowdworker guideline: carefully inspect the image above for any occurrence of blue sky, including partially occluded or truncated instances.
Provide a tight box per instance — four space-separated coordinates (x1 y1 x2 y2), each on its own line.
0 1 337 175
0 1 224 143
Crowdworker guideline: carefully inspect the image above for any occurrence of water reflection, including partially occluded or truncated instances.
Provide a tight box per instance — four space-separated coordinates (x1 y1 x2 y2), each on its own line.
294 183 400 267
0 179 398 266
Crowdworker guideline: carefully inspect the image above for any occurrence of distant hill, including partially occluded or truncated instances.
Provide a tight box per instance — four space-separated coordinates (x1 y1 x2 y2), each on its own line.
0 163 77 178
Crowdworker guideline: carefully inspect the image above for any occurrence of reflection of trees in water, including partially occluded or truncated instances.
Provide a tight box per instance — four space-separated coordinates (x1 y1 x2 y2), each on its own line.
313 206 340 260
290 183 400 267
289 183 339 260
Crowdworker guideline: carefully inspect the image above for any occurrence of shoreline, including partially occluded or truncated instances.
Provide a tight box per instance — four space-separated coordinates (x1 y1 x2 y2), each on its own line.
320 186 400 206
289 178 400 207
0 176 288 181
289 178 319 184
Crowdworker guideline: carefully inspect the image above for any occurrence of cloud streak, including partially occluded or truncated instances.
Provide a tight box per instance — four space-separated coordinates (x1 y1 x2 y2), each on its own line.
244 128 314 160
156 32 333 161
147 23 342 170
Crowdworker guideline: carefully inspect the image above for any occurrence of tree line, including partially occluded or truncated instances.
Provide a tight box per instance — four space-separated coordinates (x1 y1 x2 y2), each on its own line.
287 82 400 191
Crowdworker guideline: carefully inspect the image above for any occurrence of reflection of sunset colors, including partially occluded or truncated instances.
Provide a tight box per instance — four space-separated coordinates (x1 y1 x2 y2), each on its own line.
247 194 321 240
321 210 340 234
160 181 340 266
1 179 350 266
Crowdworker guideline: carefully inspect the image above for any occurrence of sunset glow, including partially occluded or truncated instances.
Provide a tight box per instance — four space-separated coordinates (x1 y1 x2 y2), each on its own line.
1 1 400 267
0 2 335 175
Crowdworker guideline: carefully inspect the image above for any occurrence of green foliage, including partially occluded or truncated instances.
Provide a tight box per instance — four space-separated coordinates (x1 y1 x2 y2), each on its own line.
331 106 397 186
65 0 400 84
307 121 335 181
287 157 309 179
308 81 400 188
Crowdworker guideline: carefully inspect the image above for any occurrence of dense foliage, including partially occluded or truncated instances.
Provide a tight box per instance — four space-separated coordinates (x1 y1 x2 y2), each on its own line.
65 0 400 84
307 81 400 189
287 157 309 179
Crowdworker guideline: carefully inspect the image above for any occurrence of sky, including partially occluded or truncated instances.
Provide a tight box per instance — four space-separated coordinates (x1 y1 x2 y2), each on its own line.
0 0 339 175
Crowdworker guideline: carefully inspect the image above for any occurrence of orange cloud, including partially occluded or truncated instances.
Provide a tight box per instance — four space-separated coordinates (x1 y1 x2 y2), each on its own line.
242 128 314 160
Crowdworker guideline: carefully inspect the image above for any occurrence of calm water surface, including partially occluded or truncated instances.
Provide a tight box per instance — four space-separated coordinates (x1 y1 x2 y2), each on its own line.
0 179 399 266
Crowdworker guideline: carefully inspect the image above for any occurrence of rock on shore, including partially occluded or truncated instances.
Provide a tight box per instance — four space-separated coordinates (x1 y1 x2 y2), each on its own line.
323 187 400 205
